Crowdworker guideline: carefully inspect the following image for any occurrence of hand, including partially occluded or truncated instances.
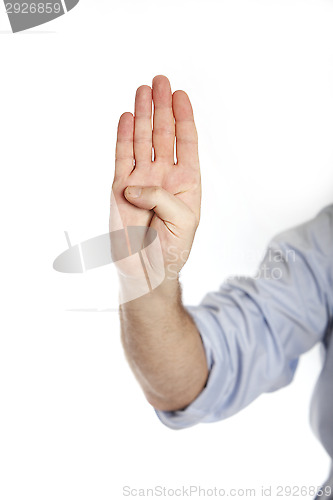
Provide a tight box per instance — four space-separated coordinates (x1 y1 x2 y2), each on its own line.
110 75 201 290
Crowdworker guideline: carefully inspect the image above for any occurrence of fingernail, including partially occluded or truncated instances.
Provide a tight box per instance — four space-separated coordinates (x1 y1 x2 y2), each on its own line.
126 186 142 198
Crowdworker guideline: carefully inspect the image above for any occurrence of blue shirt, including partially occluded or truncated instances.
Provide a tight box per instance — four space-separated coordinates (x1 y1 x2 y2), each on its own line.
154 204 333 439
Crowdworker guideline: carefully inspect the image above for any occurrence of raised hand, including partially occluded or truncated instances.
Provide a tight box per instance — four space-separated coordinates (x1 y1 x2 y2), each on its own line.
110 75 201 291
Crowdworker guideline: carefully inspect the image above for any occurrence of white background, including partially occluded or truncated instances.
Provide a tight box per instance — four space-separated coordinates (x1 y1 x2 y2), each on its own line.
0 0 333 498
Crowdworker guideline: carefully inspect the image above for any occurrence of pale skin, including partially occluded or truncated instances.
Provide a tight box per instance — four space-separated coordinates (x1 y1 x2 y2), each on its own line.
110 75 209 412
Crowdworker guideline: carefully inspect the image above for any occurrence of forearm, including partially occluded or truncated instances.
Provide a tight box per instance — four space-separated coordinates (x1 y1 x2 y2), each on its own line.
119 276 209 412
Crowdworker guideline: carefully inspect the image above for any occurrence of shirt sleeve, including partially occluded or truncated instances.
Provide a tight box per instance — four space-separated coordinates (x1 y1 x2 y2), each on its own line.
154 204 333 430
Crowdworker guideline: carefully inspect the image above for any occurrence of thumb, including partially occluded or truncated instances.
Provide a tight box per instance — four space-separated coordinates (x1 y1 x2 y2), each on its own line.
124 185 196 229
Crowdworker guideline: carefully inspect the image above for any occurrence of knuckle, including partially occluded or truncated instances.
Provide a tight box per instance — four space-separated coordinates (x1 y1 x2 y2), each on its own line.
134 136 152 144
153 126 175 137
152 186 162 198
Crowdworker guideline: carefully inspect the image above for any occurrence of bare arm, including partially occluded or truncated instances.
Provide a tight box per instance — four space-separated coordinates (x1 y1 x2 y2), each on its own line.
119 276 209 411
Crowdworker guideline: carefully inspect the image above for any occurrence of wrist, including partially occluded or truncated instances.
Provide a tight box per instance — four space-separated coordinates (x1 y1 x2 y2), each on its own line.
118 271 182 309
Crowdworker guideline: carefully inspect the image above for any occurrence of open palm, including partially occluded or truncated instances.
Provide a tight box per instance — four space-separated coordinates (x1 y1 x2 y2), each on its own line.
110 75 201 279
